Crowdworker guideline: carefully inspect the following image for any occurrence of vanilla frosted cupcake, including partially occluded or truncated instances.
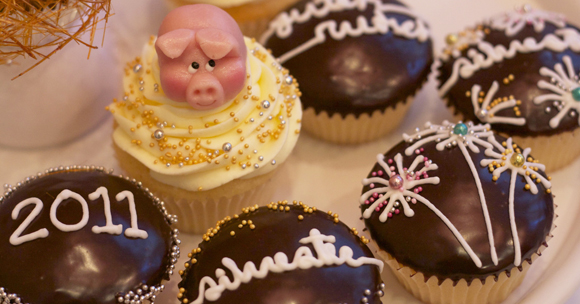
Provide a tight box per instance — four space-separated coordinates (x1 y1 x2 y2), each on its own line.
437 6 580 170
360 121 555 304
165 0 300 39
261 0 433 144
108 5 302 233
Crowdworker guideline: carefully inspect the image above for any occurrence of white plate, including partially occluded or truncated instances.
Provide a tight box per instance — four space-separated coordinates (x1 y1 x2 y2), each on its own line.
1 0 579 303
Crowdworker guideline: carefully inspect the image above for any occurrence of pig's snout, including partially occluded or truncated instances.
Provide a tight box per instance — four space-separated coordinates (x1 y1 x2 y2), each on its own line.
186 74 225 110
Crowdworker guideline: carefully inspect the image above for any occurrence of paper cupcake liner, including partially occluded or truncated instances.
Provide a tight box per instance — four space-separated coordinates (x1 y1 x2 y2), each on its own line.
113 142 279 234
301 95 415 145
376 248 535 304
445 99 580 172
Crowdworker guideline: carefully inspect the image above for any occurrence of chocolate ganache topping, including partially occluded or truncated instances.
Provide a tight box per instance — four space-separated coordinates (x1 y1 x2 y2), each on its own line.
0 167 180 304
178 201 384 304
437 6 580 136
360 121 554 283
260 0 433 117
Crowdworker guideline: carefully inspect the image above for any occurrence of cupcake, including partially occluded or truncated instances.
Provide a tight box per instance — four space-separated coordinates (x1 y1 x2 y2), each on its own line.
177 201 385 304
108 5 302 233
359 121 555 304
0 166 180 304
165 0 301 39
260 0 433 144
437 5 580 171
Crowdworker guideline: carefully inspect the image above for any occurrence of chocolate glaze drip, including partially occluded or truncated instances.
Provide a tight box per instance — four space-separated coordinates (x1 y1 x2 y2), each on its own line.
361 136 554 283
263 0 433 117
179 205 383 304
438 22 580 136
0 170 174 304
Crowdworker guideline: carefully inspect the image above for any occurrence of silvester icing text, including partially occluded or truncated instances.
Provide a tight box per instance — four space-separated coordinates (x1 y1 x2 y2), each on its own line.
191 228 383 304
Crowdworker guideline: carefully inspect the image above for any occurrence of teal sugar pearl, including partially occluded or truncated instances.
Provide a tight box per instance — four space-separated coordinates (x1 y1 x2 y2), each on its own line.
453 123 468 136
572 87 580 101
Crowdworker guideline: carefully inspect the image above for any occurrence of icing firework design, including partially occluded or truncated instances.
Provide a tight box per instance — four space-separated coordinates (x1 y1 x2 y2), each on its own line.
481 137 552 266
489 5 566 37
469 81 526 126
361 121 553 268
534 55 580 128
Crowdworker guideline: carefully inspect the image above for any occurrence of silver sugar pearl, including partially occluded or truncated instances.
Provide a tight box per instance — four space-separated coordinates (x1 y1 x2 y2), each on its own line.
364 289 371 296
153 129 164 140
250 118 255 122
376 290 384 297
259 156 264 161
284 75 293 85
139 80 144 85
271 160 277 165
254 164 259 168
222 142 232 152
133 64 143 73
545 107 552 113
261 100 271 109
241 164 247 169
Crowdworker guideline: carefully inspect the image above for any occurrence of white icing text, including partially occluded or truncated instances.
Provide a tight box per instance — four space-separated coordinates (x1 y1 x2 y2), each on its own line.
191 228 383 304
9 187 148 246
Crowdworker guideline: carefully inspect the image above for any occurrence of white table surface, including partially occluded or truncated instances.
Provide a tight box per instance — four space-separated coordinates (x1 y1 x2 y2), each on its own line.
1 0 580 303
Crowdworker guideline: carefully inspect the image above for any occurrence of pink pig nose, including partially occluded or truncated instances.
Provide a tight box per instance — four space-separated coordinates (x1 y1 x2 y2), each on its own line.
186 74 225 110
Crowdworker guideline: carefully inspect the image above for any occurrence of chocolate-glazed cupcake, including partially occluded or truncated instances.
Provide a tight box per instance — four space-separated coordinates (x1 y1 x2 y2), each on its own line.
437 5 580 171
360 121 555 304
261 0 433 144
178 201 385 304
0 166 180 304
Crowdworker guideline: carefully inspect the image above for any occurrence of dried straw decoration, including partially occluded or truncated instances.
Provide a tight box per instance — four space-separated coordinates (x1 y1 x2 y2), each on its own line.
0 0 111 79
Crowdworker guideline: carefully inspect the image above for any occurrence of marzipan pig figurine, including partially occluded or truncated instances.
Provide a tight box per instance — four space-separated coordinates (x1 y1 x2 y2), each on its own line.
156 4 247 110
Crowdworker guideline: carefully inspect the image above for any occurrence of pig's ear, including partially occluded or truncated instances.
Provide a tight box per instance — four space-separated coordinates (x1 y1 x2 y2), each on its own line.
156 29 195 59
196 28 242 60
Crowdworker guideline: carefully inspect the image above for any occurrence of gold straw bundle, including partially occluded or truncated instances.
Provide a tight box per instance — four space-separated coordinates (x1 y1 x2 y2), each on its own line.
0 0 111 79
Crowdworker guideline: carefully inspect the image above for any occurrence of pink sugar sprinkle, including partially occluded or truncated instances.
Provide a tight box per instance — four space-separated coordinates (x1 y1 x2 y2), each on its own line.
379 194 383 197
418 186 423 192
372 172 377 176
390 166 395 171
424 173 429 178
378 170 383 176
370 197 375 203
420 148 424 152
387 159 393 164
412 198 417 204
395 209 400 214
372 192 379 198
424 161 430 167
423 157 428 161
375 207 381 212
415 176 420 180
365 200 370 205
415 149 420 155
388 212 393 218
370 183 375 189
403 167 408 171
414 189 419 194
378 203 383 208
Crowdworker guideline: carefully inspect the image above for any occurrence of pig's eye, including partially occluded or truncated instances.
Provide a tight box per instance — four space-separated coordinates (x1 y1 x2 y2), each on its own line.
188 62 200 74
206 60 216 72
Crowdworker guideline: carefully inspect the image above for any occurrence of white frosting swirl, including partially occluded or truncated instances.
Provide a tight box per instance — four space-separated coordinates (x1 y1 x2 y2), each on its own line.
109 37 302 191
